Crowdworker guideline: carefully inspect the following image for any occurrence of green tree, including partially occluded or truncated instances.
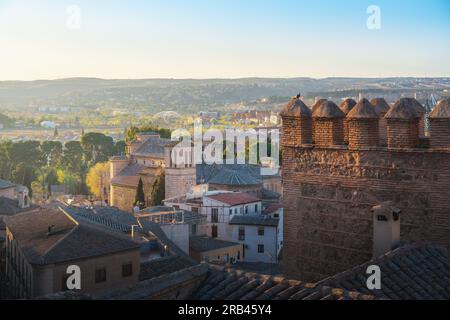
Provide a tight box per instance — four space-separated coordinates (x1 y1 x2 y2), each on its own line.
149 171 165 207
40 141 63 167
62 141 84 173
81 132 114 165
113 140 126 156
134 178 145 209
12 163 36 197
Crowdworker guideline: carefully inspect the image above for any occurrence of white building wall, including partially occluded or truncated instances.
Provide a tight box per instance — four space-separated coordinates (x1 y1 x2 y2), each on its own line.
230 225 278 263
160 223 190 254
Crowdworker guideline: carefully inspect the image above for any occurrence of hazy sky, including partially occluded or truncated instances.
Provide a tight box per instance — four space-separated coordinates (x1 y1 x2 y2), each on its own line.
1 0 449 80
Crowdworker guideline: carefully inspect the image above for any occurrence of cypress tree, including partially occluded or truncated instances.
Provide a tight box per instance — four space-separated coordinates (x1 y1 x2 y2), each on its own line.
135 178 145 209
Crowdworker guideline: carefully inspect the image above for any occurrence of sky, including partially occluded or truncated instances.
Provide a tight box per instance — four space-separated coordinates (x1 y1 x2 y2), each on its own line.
0 0 449 80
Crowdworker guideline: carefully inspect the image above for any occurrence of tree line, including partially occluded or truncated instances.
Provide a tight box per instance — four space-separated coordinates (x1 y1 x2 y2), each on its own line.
0 132 125 198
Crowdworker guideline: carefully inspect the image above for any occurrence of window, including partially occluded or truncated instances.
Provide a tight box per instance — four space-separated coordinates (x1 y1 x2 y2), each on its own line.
229 209 233 215
258 245 265 254
212 225 218 238
255 204 258 212
245 206 249 214
258 227 265 236
211 208 219 223
95 268 107 283
191 224 197 235
238 227 245 241
122 263 133 278
191 207 199 213
235 208 238 214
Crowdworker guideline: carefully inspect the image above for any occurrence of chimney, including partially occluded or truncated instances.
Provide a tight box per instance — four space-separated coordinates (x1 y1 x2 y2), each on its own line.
372 202 401 258
280 96 312 147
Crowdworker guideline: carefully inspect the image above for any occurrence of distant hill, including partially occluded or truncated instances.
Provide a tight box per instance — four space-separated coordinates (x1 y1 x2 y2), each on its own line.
0 77 448 114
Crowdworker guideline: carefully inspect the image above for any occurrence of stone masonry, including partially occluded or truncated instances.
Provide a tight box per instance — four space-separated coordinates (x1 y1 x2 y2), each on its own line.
281 97 450 282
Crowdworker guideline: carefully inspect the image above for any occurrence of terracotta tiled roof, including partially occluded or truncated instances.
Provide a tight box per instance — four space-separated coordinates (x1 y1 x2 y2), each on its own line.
317 244 450 300
110 163 146 187
191 267 375 300
263 203 283 214
311 99 328 113
139 255 196 281
206 192 261 206
4 208 140 265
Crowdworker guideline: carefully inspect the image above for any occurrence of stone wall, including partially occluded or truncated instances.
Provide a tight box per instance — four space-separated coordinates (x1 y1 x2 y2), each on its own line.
348 120 379 149
110 185 137 212
282 146 450 281
313 119 344 147
165 167 197 200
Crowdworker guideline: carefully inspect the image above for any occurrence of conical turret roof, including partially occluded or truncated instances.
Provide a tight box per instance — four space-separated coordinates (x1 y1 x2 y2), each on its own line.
347 99 379 119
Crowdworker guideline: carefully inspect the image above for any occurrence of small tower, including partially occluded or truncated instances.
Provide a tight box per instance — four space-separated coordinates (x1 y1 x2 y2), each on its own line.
429 98 450 149
370 98 391 146
410 99 426 137
280 95 312 147
164 141 197 200
346 98 379 149
385 98 420 149
339 98 357 144
312 100 345 147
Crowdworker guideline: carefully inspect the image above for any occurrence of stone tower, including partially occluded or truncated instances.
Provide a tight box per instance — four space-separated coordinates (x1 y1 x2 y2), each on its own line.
164 141 197 200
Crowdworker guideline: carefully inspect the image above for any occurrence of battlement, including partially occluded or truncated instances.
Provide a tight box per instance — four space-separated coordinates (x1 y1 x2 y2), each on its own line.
281 97 450 153
281 96 450 281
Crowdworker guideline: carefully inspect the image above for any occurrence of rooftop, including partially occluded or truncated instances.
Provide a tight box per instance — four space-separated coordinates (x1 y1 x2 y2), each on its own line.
206 192 261 206
339 98 357 115
0 179 15 190
133 137 172 158
312 100 345 119
229 215 279 227
429 98 450 119
370 98 391 115
385 98 421 120
190 236 242 253
346 98 379 119
4 208 140 265
281 96 311 118
110 163 146 187
197 163 262 186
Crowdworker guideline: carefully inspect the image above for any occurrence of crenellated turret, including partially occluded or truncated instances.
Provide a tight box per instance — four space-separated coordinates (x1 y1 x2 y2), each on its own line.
370 98 390 146
280 95 312 146
339 98 357 144
312 100 345 147
385 98 420 149
346 98 379 149
429 98 450 149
